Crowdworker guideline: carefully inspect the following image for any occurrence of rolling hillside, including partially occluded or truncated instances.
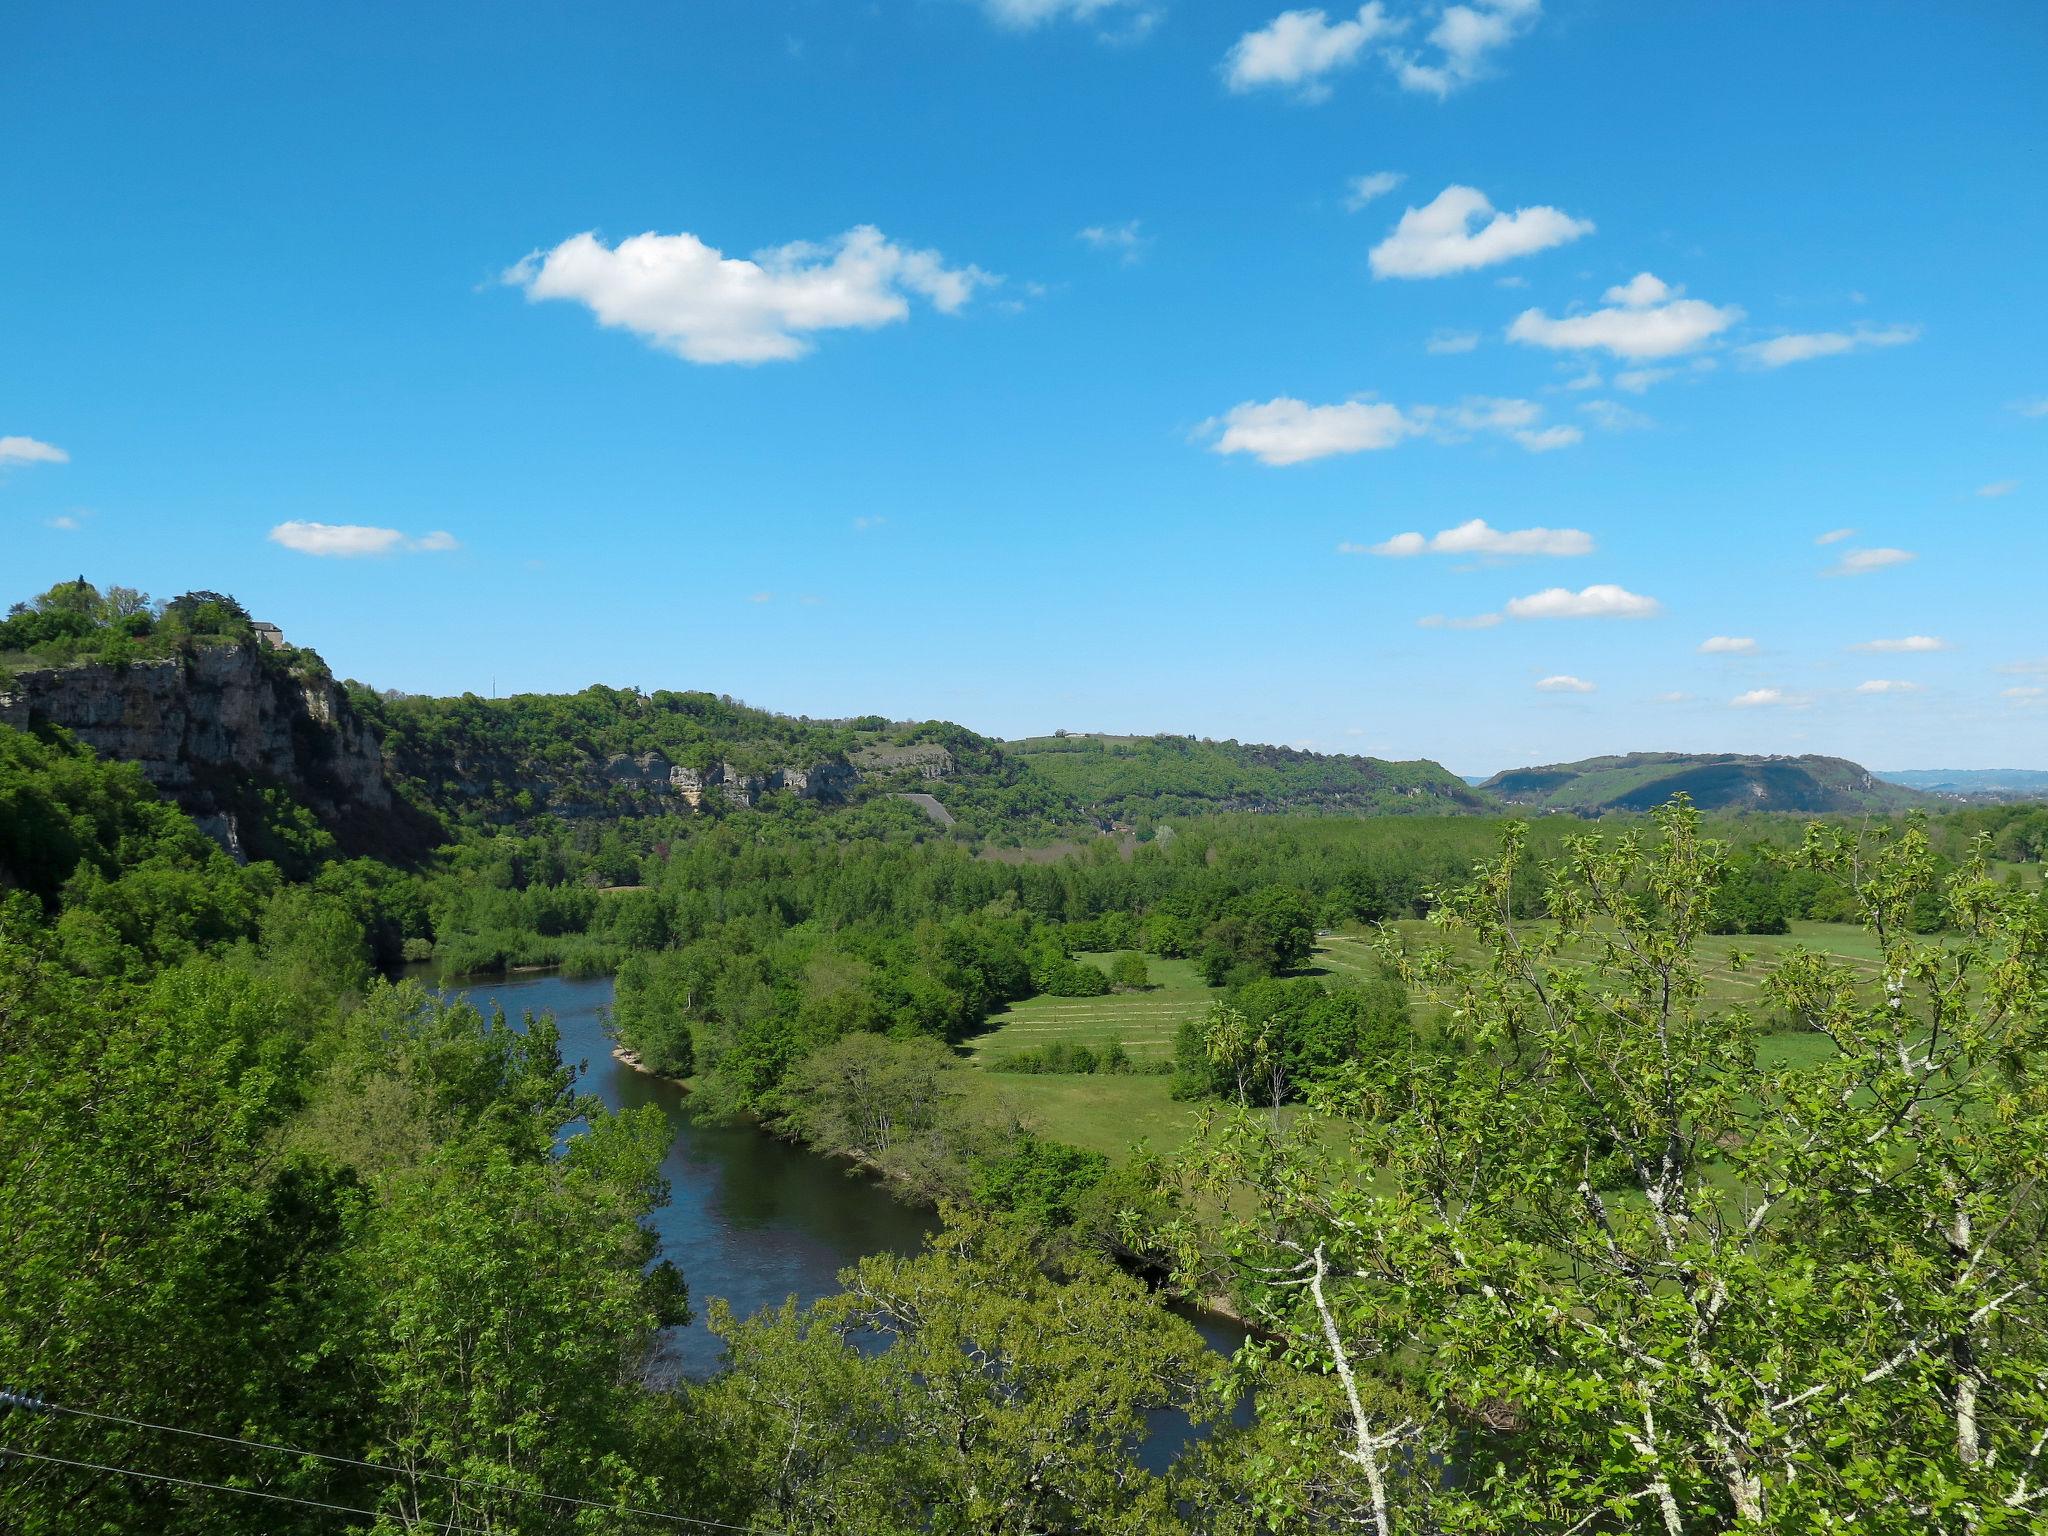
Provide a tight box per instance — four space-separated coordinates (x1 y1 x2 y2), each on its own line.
1007 733 1490 823
1478 752 1938 815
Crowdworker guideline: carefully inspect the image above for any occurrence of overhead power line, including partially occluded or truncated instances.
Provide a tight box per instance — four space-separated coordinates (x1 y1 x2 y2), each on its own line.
0 1391 777 1535
0 1447 501 1536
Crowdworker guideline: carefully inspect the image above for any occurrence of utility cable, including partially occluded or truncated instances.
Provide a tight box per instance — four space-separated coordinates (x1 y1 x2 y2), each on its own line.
0 1446 501 1535
0 1392 776 1535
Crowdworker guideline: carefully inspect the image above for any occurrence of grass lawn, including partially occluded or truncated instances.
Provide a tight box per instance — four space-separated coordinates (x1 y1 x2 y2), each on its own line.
1335 918 1894 1014
955 927 1895 1163
962 952 1212 1066
967 1071 1201 1162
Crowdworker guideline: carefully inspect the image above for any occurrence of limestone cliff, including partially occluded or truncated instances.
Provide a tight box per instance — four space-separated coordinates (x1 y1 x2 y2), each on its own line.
0 644 434 860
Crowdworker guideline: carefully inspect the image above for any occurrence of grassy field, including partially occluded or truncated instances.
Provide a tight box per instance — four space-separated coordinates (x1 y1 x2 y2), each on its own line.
968 1072 1201 1161
962 953 1211 1067
1331 918 1894 1014
956 923 1900 1162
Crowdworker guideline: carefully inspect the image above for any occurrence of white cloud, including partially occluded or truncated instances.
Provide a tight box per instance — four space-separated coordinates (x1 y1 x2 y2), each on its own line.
1205 396 1417 465
1738 323 1920 369
503 225 995 365
1392 0 1543 97
2011 397 2048 419
1367 518 1592 558
1562 368 1603 391
1827 546 1916 576
1078 219 1147 263
1426 329 1480 354
1731 688 1807 708
2002 685 2045 701
1698 636 1757 655
1508 273 1742 360
0 435 68 467
1416 611 1504 630
1855 679 1922 694
1513 424 1583 451
982 0 1151 28
1613 367 1674 394
1344 170 1404 210
268 521 460 558
1851 635 1950 653
1369 185 1592 279
1224 5 1399 98
1211 391 1578 463
45 513 82 531
1535 674 1595 693
1505 583 1662 620
1578 399 1652 432
1977 479 2019 498
1814 527 1856 545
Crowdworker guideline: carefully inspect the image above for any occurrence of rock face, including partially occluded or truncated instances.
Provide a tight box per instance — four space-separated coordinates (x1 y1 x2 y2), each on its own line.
0 645 431 859
669 759 858 808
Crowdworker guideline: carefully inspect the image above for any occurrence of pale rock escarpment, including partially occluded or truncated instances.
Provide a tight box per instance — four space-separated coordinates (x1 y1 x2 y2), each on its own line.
0 645 429 857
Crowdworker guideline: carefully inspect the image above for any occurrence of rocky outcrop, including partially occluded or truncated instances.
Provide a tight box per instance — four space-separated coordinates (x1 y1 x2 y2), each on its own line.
670 759 858 808
852 742 955 781
0 644 434 859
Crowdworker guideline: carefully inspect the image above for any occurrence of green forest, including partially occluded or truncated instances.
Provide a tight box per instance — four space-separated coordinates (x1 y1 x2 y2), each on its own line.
4 581 2048 1532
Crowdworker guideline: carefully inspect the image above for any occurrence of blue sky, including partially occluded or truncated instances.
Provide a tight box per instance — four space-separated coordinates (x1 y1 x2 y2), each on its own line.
3 0 2043 774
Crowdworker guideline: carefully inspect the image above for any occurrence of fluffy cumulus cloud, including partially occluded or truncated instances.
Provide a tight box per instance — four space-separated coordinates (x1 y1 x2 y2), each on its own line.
1223 4 1399 98
1077 219 1147 263
1535 674 1595 693
1738 323 1920 369
268 522 460 558
1731 688 1806 708
1855 679 1922 694
1205 396 1417 465
1207 392 1577 463
1392 0 1543 96
1504 583 1661 620
1698 636 1757 654
1426 329 1480 354
1369 185 1591 279
1852 635 1950 653
1508 273 1742 360
1827 546 1916 576
1365 517 1592 557
503 226 995 365
1344 170 1404 209
0 434 68 467
1226 0 1542 100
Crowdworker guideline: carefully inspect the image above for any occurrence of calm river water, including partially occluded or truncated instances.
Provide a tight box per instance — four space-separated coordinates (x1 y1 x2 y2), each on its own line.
435 967 1248 1443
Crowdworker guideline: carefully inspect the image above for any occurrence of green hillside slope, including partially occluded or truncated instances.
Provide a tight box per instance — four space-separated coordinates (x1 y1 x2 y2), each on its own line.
1008 733 1491 823
1479 752 1937 815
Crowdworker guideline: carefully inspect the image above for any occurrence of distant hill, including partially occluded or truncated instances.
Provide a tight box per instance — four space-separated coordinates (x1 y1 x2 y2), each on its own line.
1478 752 1937 815
1007 733 1490 823
1876 769 2048 803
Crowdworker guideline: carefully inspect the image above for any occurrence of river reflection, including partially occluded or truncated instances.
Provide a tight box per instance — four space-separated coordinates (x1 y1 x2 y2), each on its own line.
428 968 1247 1461
430 968 933 1381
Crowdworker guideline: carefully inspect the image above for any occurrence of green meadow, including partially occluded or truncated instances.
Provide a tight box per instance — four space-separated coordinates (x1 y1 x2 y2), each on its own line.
962 923 1895 1162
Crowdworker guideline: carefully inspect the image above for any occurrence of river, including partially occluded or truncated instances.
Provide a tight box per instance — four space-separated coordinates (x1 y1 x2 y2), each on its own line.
435 968 1249 1443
